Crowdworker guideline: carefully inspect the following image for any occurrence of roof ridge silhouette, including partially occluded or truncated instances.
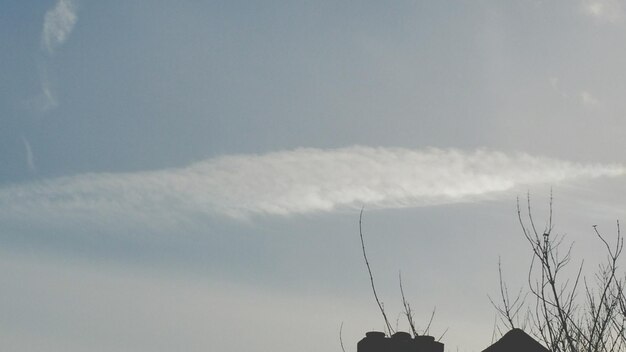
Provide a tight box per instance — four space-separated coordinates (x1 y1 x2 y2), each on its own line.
481 328 550 352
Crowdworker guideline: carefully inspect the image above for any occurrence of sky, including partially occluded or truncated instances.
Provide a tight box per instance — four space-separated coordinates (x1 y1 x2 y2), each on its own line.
2 0 626 351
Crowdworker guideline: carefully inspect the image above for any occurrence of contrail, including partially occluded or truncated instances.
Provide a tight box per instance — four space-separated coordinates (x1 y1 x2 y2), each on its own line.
0 146 623 226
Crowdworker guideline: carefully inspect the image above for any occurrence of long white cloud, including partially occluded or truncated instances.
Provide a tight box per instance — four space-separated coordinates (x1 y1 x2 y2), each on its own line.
42 0 78 54
0 146 624 226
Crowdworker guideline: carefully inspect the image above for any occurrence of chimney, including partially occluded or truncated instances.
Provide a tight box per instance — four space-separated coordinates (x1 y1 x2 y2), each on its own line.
358 331 444 352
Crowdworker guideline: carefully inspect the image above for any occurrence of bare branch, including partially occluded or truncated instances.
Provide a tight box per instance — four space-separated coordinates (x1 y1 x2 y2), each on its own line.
399 271 419 337
359 208 394 336
339 322 346 352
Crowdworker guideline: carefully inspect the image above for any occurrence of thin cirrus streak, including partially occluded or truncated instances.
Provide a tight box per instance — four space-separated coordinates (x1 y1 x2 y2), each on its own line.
0 147 624 226
21 137 37 173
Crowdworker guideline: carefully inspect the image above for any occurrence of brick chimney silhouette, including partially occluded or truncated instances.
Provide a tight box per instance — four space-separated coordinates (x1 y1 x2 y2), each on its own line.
358 331 444 352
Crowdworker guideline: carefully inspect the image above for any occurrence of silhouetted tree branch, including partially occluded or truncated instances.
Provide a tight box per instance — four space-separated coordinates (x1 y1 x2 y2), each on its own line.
359 208 394 336
339 322 346 352
399 271 419 337
358 209 444 340
488 257 527 331
493 193 625 352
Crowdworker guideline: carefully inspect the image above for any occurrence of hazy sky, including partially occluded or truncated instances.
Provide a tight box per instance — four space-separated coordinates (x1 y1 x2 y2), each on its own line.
2 1 626 351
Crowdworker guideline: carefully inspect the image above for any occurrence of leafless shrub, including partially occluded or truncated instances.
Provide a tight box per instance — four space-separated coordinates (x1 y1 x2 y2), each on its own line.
493 193 625 352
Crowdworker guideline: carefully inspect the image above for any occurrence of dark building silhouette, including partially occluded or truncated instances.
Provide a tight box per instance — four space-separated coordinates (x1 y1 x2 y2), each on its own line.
357 331 444 352
481 328 550 352
357 328 550 352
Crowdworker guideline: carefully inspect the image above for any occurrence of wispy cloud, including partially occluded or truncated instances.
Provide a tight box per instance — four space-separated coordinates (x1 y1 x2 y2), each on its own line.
581 0 624 23
34 66 58 112
549 77 570 99
41 0 78 55
41 80 58 111
32 0 78 114
0 147 623 227
25 81 58 113
580 90 601 108
549 77 603 110
21 137 37 173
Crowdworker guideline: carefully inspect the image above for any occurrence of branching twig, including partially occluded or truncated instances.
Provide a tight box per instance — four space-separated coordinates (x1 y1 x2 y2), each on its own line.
496 193 625 352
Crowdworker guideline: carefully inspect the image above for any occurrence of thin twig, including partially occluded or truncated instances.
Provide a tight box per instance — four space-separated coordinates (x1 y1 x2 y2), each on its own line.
359 207 393 336
424 307 436 336
339 322 346 352
399 271 419 337
437 327 449 342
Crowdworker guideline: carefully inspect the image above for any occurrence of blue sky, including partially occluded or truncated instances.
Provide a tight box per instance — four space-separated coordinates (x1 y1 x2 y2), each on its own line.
2 1 626 351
